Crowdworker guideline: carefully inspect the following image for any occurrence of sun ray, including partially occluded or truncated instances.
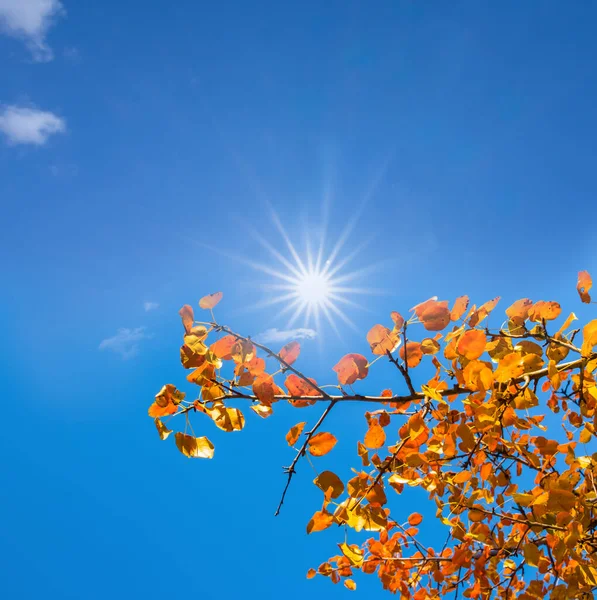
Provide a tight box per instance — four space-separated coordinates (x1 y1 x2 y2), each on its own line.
328 285 389 296
273 296 305 323
286 300 308 329
323 298 359 332
248 225 304 280
319 300 341 338
328 293 369 312
269 210 309 276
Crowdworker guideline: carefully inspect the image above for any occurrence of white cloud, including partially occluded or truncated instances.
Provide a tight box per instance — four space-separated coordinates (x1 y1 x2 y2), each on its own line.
99 327 152 359
0 105 66 145
0 0 65 61
254 327 317 345
143 301 159 312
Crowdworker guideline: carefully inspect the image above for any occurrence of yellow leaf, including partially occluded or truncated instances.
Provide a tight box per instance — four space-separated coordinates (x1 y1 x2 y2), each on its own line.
523 542 540 567
421 383 444 402
207 404 245 432
344 579 357 591
154 418 172 440
174 432 214 458
531 491 550 506
338 542 364 567
308 432 338 457
314 471 344 499
250 403 273 418
580 426 593 444
286 421 306 446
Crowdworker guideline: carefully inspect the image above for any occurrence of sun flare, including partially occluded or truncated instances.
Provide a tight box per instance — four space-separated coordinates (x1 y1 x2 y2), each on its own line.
236 209 386 335
295 271 331 307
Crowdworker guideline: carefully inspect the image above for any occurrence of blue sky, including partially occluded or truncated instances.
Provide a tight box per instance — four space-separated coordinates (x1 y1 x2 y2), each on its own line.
2 1 597 598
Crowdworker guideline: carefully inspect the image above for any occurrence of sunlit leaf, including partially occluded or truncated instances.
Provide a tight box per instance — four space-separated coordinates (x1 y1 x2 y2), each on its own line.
286 421 306 446
174 432 214 458
154 418 172 440
468 297 500 327
250 403 273 418
408 512 423 526
528 300 562 322
308 432 337 456
456 329 487 360
344 579 357 591
411 298 451 331
178 304 194 334
253 374 279 406
306 509 334 533
399 342 423 368
390 311 405 330
364 420 386 449
199 291 223 309
314 471 344 499
451 295 469 321
333 353 369 385
577 271 592 303
210 335 237 360
207 403 245 432
279 341 300 365
367 324 400 355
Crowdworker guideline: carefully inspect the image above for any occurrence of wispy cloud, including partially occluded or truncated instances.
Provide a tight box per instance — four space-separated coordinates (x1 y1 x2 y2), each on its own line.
0 0 65 61
0 105 65 145
254 327 317 345
99 327 152 359
143 301 159 312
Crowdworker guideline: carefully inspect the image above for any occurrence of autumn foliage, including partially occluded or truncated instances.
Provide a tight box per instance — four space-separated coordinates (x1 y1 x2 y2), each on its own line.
147 271 597 599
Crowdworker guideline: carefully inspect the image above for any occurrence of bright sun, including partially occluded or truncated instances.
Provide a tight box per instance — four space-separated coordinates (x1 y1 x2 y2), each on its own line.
237 210 380 334
296 271 331 306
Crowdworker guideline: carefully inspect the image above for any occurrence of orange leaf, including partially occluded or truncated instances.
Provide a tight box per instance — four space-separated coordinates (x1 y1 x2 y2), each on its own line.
252 374 278 406
390 311 405 330
178 304 194 334
451 296 469 321
148 401 177 418
468 297 500 327
453 471 472 484
399 342 423 368
344 579 357 591
284 374 321 407
506 298 533 322
577 271 592 303
333 353 369 385
456 329 487 360
308 432 338 456
210 335 237 360
411 298 451 331
306 510 334 533
306 569 316 580
279 341 300 365
364 420 386 449
408 512 423 526
528 300 562 322
230 339 255 364
314 471 345 499
199 291 223 309
367 324 399 355
286 421 306 446
581 320 597 356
